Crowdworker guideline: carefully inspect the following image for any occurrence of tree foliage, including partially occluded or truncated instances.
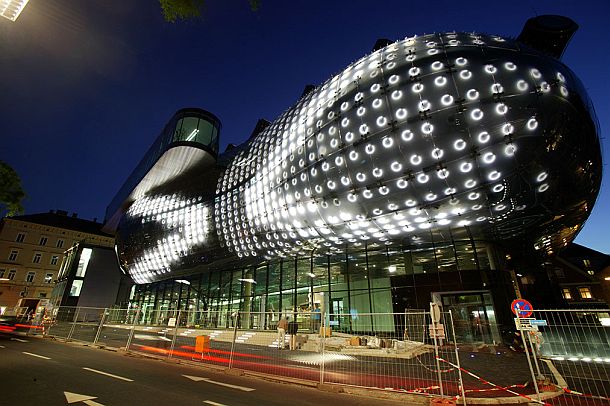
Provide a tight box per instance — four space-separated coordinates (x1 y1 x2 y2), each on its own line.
159 0 259 23
0 161 25 217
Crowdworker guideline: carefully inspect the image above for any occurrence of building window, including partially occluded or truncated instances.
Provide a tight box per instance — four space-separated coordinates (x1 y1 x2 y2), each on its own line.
26 271 36 283
16 233 25 243
32 253 42 264
8 250 18 261
50 255 59 266
578 287 593 299
8 270 16 280
44 273 53 284
562 288 572 300
56 239 64 248
39 236 48 246
69 280 83 296
76 248 92 277
0 269 5 278
583 259 591 268
39 292 47 298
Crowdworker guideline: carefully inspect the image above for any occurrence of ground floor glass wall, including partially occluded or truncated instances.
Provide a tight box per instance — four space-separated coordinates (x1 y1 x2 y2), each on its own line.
130 238 506 337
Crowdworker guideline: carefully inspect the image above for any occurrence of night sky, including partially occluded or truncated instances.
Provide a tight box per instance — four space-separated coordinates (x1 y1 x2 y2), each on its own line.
1 0 609 253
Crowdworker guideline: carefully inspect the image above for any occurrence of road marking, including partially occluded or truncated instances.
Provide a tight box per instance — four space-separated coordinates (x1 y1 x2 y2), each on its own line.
11 338 28 342
203 401 229 406
64 391 105 405
23 351 51 360
183 375 255 392
0 345 5 348
82 367 133 382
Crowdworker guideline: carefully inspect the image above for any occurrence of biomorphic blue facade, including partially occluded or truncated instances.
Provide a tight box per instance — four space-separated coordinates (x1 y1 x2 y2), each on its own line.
108 17 601 286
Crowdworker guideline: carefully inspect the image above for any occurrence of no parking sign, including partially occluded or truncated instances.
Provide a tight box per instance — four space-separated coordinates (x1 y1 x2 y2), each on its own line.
511 298 534 318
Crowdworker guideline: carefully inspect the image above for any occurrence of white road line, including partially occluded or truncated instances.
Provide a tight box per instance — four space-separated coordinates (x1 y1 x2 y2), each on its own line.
183 375 255 392
203 401 229 406
11 338 28 343
0 345 5 348
22 352 51 360
82 367 133 382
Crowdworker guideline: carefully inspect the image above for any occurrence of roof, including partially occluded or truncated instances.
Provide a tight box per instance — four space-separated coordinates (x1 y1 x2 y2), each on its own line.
5 211 113 237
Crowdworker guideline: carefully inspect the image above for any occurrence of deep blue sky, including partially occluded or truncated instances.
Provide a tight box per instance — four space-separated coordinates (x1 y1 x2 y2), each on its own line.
1 0 609 253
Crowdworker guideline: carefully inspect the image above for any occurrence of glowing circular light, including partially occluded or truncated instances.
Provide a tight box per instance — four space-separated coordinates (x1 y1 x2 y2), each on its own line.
530 68 542 79
491 83 504 94
379 186 390 195
405 199 417 207
468 192 480 200
560 86 569 97
388 74 399 84
455 57 467 66
372 98 383 108
391 90 403 100
349 151 359 161
396 179 408 189
391 162 402 172
327 180 336 189
426 193 437 201
347 193 357 202
345 132 354 142
504 144 517 156
396 108 408 120
422 122 434 134
441 94 454 106
382 137 394 148
322 162 330 171
365 144 376 154
477 131 490 143
359 124 369 135
492 184 504 192
527 118 538 130
412 83 424 93
340 176 350 186
402 130 414 142
444 187 456 195
371 83 381 93
516 80 529 92
335 156 344 166
488 170 501 181
341 101 349 111
435 76 447 87
464 179 477 188
363 189 373 199
373 167 383 177
431 61 444 70
376 116 387 127
484 64 497 74
466 89 479 100
409 67 421 77
540 82 551 93
405 54 416 62
459 70 472 80
438 168 449 179
482 152 496 164
538 183 549 192
432 148 444 159
356 172 366 182
355 92 364 102
470 109 484 121
537 172 548 182
502 123 514 135
504 62 517 71
417 174 429 183
419 100 431 111
460 162 473 172
341 118 350 128
454 139 467 151
496 103 508 115
357 106 366 116
410 154 422 165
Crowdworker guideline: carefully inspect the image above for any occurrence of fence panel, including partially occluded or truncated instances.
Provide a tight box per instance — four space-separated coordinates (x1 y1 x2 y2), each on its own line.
94 308 137 349
530 309 610 405
69 307 106 343
47 306 79 339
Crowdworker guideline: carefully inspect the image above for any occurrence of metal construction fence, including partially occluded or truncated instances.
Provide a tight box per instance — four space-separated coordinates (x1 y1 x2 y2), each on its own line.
26 306 610 405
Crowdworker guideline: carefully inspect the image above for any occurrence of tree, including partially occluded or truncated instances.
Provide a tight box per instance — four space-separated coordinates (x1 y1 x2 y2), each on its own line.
159 0 259 23
0 161 25 216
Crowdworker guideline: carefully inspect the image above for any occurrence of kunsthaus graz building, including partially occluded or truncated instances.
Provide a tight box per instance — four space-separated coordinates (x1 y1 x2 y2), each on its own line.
104 16 601 343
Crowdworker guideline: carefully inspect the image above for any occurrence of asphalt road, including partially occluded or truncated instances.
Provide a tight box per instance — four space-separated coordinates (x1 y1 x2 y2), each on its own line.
0 332 412 406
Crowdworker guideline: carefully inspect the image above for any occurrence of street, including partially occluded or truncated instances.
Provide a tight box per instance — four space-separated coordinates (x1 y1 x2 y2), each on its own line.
0 332 412 406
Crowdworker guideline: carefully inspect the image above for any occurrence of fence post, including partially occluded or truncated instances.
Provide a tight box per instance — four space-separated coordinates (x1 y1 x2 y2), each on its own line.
516 305 541 402
93 308 108 344
125 308 140 351
430 303 444 397
449 310 467 405
67 307 80 341
229 311 239 369
319 309 326 385
169 309 181 358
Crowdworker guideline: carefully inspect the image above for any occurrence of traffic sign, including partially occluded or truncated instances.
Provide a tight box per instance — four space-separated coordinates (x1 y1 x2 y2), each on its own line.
511 299 534 318
514 317 535 331
530 319 547 326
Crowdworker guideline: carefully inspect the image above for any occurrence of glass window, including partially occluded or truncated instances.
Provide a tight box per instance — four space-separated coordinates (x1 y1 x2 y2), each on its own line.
76 248 92 277
39 236 48 246
26 271 35 283
32 253 42 264
15 233 25 243
0 269 4 278
578 287 593 299
44 273 53 283
8 250 18 261
281 259 295 314
562 288 572 300
50 255 59 266
69 280 83 296
8 270 16 280
56 239 64 248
